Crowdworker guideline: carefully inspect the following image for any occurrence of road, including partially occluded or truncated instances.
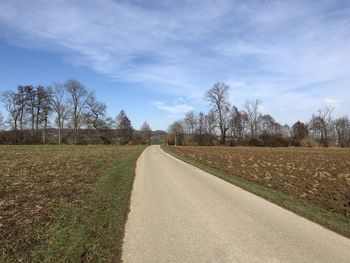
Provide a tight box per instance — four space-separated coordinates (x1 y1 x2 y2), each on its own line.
122 145 350 262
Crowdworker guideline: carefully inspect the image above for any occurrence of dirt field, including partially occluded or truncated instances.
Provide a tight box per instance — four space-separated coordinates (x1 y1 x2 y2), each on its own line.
0 145 143 262
167 146 350 217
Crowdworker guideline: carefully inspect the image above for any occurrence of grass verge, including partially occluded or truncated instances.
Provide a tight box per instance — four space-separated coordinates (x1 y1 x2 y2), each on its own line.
38 146 145 263
162 145 350 239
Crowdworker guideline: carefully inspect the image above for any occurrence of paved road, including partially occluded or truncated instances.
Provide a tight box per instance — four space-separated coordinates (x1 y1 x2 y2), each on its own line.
122 145 350 263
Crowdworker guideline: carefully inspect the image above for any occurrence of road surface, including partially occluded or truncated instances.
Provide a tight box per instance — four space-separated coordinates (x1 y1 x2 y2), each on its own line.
122 145 350 262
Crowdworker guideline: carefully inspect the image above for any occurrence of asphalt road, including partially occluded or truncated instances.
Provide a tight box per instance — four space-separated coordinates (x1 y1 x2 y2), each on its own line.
122 145 350 262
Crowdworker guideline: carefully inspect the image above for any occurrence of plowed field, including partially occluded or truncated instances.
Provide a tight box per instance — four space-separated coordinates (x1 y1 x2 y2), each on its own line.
168 146 350 217
0 145 144 262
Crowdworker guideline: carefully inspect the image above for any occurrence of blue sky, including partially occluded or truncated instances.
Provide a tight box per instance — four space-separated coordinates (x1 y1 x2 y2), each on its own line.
0 0 349 130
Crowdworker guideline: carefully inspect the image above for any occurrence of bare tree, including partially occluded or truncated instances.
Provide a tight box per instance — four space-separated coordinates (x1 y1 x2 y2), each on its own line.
65 79 90 144
12 85 53 143
244 99 261 138
34 86 43 134
259 114 277 135
309 116 322 143
195 112 206 145
205 83 231 144
292 121 308 141
240 111 249 137
168 121 184 146
116 110 133 145
40 88 52 143
16 86 27 140
23 85 36 137
309 106 334 147
281 124 291 138
183 110 197 144
184 111 197 135
197 112 206 133
84 94 111 144
334 116 350 147
228 106 245 140
0 90 22 142
35 86 53 139
205 110 216 135
140 121 152 144
51 83 69 144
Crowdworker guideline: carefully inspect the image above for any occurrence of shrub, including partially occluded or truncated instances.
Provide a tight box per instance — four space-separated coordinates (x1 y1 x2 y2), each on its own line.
300 137 319 147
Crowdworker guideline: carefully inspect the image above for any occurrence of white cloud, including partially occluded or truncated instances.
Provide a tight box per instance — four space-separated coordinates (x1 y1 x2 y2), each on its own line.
323 98 340 108
151 101 194 114
228 80 246 88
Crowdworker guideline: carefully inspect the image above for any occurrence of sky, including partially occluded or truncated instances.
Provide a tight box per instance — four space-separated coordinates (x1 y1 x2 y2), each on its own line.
0 0 349 130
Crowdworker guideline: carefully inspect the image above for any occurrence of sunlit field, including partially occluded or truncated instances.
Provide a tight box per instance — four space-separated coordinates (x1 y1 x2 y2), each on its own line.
0 145 145 262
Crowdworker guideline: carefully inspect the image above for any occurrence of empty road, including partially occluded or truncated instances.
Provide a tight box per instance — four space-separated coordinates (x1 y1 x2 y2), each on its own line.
122 145 350 262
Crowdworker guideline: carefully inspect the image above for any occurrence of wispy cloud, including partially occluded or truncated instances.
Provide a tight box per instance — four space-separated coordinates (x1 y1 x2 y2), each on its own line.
151 101 194 114
0 0 349 123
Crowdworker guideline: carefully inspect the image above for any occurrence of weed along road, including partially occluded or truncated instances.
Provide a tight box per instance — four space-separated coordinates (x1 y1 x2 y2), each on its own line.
122 145 350 263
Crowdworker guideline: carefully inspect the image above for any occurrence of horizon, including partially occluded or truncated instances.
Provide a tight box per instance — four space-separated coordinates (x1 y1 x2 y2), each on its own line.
1 0 350 130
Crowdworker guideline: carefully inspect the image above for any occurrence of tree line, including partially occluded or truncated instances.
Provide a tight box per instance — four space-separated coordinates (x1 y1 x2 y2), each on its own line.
167 82 350 147
0 80 152 145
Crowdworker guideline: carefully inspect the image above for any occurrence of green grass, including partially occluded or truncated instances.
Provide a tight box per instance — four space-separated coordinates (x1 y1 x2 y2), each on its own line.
31 146 145 263
162 145 350 239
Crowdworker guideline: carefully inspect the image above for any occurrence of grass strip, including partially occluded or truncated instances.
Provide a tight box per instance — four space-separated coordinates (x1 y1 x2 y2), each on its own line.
162 145 350 239
31 146 145 263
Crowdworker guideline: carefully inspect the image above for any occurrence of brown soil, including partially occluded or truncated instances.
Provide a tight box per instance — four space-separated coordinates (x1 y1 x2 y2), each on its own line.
0 145 132 260
169 146 350 217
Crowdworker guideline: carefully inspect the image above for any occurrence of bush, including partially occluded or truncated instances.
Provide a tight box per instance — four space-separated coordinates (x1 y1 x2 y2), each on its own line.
289 139 301 147
244 138 265 147
242 135 290 147
259 134 290 147
300 137 319 147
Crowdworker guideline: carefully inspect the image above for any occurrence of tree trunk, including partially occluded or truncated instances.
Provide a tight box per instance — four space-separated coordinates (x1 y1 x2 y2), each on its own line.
14 119 18 143
43 118 47 143
221 132 226 145
58 128 61 144
74 127 78 144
